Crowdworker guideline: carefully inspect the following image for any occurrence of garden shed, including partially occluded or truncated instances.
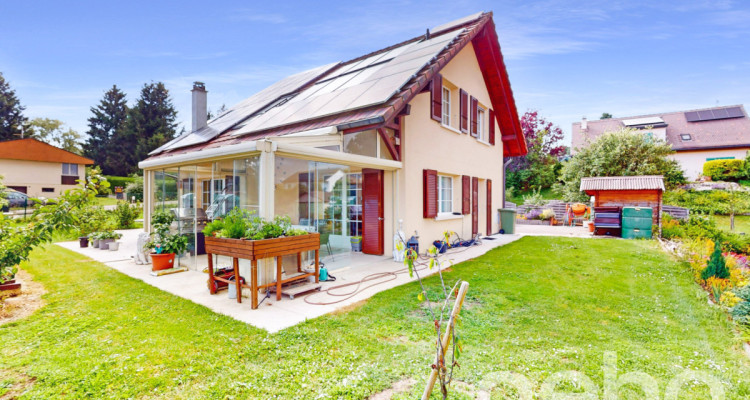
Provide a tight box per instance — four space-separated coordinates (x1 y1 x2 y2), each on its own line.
580 175 665 227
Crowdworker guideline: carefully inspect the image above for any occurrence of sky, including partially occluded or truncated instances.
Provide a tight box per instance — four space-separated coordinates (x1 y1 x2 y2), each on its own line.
1 0 749 147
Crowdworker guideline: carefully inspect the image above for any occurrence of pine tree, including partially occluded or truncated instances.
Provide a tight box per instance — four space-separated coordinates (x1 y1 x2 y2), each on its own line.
84 85 128 175
126 82 178 174
0 72 28 141
702 242 730 281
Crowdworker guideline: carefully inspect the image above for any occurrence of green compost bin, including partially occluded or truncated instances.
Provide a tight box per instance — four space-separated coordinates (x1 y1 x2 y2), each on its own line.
499 208 516 234
622 228 652 239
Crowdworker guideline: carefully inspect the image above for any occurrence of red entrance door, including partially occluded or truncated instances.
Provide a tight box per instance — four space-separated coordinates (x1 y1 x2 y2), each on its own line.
471 177 479 236
362 169 384 255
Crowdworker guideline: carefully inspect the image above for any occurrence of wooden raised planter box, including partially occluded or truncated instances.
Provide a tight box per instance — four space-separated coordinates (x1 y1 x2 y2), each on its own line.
205 233 320 309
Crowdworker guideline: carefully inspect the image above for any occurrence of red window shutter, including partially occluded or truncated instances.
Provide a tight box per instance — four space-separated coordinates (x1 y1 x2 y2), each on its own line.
459 89 469 133
423 169 438 218
488 109 496 145
486 179 492 234
462 175 470 215
430 74 442 122
471 177 479 235
470 96 478 137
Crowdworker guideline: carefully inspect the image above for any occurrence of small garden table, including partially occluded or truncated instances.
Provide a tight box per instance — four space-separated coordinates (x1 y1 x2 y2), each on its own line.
205 233 320 309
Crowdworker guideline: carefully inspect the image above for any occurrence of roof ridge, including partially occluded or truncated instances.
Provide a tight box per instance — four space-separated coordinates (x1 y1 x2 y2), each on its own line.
339 12 488 68
575 104 746 126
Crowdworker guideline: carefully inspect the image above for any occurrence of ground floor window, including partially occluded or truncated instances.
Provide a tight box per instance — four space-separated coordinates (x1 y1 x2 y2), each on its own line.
438 175 453 214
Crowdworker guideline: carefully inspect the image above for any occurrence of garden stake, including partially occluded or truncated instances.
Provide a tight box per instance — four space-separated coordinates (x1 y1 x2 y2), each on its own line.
421 280 469 400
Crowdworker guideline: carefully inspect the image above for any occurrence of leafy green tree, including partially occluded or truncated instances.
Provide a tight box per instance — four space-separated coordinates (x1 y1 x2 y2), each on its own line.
28 118 83 154
127 82 178 174
506 111 566 194
0 72 28 141
84 85 128 174
0 173 108 283
559 128 686 201
600 112 613 119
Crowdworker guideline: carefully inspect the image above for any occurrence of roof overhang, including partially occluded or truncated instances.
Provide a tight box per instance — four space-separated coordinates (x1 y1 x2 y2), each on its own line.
138 138 401 171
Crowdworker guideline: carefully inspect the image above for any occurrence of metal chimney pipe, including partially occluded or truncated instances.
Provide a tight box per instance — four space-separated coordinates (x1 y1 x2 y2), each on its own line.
191 82 207 132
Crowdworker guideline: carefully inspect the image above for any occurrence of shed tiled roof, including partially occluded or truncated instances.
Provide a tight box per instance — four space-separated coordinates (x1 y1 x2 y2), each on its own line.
0 138 93 165
572 105 750 153
580 175 665 192
144 11 526 163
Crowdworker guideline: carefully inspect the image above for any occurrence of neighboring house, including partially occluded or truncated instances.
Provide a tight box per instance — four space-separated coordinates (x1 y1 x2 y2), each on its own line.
0 138 93 198
571 105 750 180
139 12 527 272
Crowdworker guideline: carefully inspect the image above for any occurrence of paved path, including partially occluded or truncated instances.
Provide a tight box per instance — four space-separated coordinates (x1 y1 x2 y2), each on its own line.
516 223 593 238
56 230 522 333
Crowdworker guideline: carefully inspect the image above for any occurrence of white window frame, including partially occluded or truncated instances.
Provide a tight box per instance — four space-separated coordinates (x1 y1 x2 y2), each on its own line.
62 163 78 176
477 107 486 142
437 175 453 215
441 87 451 127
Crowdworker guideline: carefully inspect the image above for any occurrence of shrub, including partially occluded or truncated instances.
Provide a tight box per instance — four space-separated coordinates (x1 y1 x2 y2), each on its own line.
124 175 143 201
731 286 750 325
105 175 136 190
113 201 139 229
702 242 730 280
703 159 745 181
522 187 546 206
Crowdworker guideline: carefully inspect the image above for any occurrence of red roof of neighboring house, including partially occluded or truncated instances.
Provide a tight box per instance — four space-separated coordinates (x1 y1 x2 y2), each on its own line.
145 12 526 162
0 138 93 165
572 105 750 153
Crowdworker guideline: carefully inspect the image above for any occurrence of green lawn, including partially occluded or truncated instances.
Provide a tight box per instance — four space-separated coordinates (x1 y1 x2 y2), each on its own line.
507 187 559 206
1 238 749 399
93 196 119 206
715 215 750 234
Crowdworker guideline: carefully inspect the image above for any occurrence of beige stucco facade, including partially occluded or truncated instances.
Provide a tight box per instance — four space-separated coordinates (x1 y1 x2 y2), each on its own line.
0 158 85 198
671 148 750 180
399 42 503 251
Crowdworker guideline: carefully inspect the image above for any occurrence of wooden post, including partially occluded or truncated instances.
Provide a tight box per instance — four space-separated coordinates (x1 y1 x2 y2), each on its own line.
421 281 469 400
276 256 282 301
314 249 320 283
233 257 241 304
207 252 216 294
251 259 258 309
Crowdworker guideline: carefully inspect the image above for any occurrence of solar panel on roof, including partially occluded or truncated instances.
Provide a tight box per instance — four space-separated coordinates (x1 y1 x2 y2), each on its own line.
684 106 745 123
727 106 744 118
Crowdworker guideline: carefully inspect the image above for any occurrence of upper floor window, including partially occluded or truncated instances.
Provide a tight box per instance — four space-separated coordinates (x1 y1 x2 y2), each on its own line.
62 163 78 176
438 175 453 214
442 87 451 126
477 107 486 142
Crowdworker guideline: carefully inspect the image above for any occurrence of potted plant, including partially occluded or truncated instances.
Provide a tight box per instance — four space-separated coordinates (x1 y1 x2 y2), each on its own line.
90 232 102 248
107 232 123 251
99 231 117 250
350 236 362 252
148 211 189 271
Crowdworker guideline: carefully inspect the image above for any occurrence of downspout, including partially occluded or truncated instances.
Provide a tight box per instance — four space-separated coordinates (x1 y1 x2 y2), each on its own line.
503 158 512 208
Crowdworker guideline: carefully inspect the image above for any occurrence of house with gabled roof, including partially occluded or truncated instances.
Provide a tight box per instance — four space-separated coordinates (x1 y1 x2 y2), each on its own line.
572 105 750 180
0 138 93 197
138 12 527 275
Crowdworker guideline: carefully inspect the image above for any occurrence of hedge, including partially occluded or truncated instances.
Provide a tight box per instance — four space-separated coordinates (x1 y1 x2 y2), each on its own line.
104 175 136 190
703 159 745 182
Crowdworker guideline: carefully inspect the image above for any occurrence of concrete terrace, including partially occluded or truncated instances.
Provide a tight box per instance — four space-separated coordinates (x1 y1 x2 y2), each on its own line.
56 229 521 333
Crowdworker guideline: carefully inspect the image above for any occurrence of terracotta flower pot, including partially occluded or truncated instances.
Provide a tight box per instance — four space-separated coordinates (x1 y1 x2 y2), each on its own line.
588 222 595 233
151 253 175 271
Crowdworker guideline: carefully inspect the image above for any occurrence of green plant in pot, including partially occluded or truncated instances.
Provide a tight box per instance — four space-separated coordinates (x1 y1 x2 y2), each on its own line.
148 211 189 271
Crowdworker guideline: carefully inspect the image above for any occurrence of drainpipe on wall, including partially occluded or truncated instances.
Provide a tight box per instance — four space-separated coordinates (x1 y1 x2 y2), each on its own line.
503 159 512 208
